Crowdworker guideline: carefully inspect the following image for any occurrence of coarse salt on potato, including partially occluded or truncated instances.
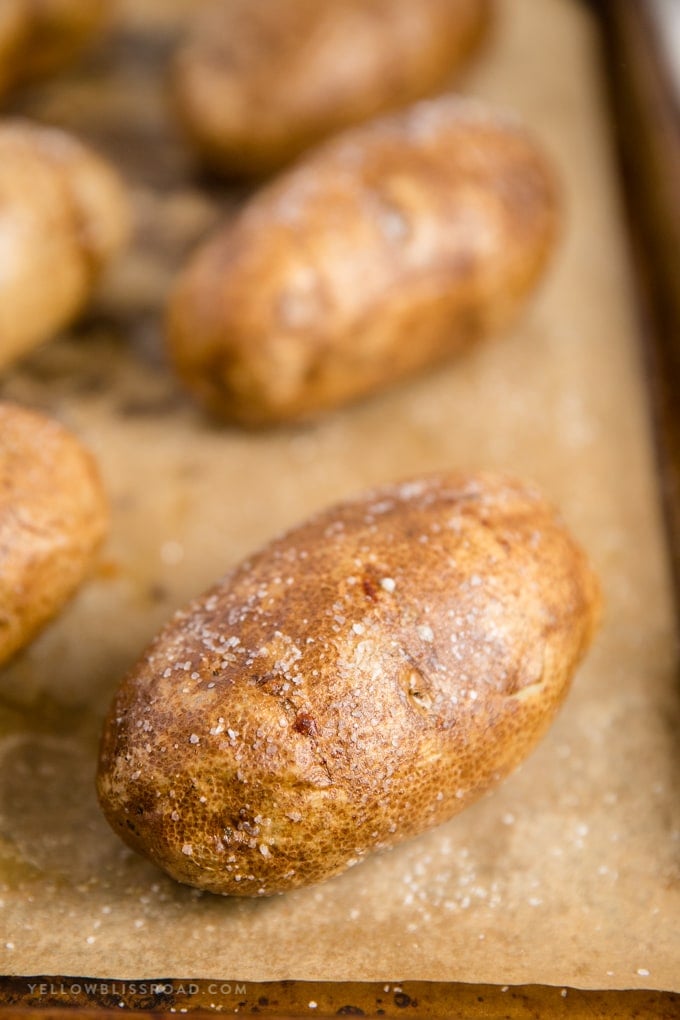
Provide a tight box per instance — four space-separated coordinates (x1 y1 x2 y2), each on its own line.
98 472 600 897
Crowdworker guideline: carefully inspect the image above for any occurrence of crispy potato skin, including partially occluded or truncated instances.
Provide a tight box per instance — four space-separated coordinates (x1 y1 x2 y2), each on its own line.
168 98 559 426
0 120 130 371
0 0 109 92
98 473 600 897
171 0 493 176
0 402 108 667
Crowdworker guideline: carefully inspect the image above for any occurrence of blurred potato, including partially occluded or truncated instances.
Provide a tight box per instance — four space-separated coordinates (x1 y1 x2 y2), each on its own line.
168 97 559 426
0 1 26 95
0 0 109 94
171 0 494 176
0 119 130 372
0 402 108 669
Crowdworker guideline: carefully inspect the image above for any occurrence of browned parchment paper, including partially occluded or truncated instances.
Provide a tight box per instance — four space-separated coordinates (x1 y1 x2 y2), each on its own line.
0 0 678 992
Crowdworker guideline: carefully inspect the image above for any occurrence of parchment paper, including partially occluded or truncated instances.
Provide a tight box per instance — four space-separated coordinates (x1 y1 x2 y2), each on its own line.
0 0 678 992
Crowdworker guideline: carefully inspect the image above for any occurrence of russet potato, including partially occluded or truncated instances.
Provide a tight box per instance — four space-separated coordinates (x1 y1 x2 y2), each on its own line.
0 401 108 668
97 473 600 896
168 97 559 426
0 1 26 95
0 120 130 371
171 0 493 176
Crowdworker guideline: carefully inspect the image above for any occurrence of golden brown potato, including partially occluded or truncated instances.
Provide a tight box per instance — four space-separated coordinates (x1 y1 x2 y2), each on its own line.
0 119 130 372
171 0 493 176
168 97 559 426
97 472 600 897
0 1 27 95
0 0 109 92
0 401 108 668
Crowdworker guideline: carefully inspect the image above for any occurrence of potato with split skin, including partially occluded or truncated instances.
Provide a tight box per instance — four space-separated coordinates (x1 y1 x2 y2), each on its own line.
0 402 108 668
97 472 600 897
168 96 559 427
0 119 130 372
0 0 109 94
171 0 493 176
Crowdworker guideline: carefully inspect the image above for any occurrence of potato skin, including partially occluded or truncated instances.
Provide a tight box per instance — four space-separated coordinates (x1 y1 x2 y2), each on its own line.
0 0 109 93
171 0 492 177
97 473 600 897
0 120 130 371
0 401 108 667
168 98 558 426
0 1 27 95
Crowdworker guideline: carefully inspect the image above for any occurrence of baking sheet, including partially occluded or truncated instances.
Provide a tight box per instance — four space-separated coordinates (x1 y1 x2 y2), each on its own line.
0 0 679 992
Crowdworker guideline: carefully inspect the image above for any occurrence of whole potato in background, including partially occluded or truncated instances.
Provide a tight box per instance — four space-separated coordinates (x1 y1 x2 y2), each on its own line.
0 120 130 372
0 402 108 668
0 1 26 95
13 0 110 82
0 0 109 94
168 97 559 426
171 0 493 176
97 473 600 897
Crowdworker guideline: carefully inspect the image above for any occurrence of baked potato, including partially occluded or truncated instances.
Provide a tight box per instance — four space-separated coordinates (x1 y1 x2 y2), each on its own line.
171 0 493 176
0 401 108 668
0 119 130 372
0 0 109 93
0 1 26 95
97 472 600 896
168 96 559 426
